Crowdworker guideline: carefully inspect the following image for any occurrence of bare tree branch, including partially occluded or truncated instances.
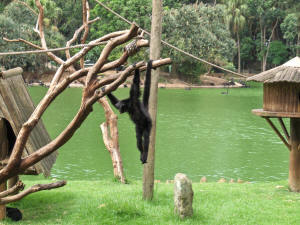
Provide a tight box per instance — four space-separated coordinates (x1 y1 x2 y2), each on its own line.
17 59 170 174
0 181 24 198
0 0 171 203
99 97 125 183
65 17 100 62
33 0 64 64
80 0 90 68
3 38 43 50
0 181 66 204
13 0 38 16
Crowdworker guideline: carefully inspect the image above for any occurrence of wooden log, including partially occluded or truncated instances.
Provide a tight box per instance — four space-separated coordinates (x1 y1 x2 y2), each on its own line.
288 118 300 192
278 118 290 142
143 0 163 201
0 182 6 220
0 119 7 219
265 118 291 151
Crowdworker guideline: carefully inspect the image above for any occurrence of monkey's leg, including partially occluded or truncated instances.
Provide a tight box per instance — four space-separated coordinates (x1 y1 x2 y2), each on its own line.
141 128 151 164
135 126 144 154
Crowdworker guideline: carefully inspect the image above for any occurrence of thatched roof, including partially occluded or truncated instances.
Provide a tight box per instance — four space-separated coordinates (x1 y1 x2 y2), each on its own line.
247 57 300 83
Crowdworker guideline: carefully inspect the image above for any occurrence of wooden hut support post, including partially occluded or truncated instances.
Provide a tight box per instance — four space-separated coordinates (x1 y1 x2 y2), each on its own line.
289 118 300 192
264 117 291 151
278 118 290 142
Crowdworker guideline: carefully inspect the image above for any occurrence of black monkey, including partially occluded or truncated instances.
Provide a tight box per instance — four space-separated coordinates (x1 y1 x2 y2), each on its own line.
6 207 22 221
105 61 153 164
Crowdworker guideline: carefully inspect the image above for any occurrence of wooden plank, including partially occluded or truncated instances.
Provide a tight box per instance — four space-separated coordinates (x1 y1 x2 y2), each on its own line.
278 118 290 142
265 118 291 151
252 109 300 118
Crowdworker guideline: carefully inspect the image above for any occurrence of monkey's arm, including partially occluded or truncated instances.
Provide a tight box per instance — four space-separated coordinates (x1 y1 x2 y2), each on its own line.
130 69 141 100
143 60 153 108
107 93 121 109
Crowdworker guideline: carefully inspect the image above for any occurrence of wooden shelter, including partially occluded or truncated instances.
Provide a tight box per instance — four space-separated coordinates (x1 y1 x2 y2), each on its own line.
247 56 300 191
0 67 57 177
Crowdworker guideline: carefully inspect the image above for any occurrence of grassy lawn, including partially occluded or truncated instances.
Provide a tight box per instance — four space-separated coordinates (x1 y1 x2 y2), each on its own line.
2 180 300 224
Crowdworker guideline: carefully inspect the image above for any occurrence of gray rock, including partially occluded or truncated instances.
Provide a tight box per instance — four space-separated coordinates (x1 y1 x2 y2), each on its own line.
174 173 193 218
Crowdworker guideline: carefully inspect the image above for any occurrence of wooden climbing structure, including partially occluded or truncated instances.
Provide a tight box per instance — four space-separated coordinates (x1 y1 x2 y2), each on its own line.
0 67 57 178
247 56 300 191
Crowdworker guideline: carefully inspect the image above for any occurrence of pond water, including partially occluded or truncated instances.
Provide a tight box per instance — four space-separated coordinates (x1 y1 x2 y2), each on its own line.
28 84 289 182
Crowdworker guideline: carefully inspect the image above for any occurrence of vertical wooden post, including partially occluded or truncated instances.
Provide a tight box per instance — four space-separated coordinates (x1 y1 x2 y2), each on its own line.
0 182 6 219
143 0 163 200
289 118 300 192
0 118 7 219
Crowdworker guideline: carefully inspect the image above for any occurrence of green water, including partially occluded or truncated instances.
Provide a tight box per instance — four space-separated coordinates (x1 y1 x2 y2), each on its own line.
28 84 289 182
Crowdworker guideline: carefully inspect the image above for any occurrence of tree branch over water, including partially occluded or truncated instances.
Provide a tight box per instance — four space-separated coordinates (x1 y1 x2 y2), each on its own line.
0 0 171 207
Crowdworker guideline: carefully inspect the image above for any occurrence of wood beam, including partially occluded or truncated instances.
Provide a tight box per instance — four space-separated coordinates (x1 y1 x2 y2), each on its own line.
265 117 291 151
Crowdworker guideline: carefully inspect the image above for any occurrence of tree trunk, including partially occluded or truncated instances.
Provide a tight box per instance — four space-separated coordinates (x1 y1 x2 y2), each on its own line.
143 0 163 200
297 33 300 56
237 33 241 74
99 98 125 183
289 118 300 192
262 19 278 72
8 176 19 195
262 26 267 72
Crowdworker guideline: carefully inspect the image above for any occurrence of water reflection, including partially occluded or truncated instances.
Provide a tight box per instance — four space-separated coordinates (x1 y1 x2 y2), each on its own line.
28 85 289 182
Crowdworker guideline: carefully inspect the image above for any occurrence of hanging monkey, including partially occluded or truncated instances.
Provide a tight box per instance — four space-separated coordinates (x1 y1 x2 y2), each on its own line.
105 61 153 164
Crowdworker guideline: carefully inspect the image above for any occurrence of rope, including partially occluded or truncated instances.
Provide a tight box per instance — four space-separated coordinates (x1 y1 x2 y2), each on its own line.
94 0 247 78
0 43 104 56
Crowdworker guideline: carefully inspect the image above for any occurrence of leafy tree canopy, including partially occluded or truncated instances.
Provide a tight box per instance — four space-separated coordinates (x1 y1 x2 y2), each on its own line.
162 3 236 78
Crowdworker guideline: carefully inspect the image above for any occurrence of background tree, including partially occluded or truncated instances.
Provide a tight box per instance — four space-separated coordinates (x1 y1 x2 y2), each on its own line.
222 0 247 73
0 1 65 71
162 3 235 81
90 0 152 62
281 13 298 56
247 0 285 71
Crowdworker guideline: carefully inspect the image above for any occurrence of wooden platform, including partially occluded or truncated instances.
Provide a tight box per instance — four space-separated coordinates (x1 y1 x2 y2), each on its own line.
252 109 300 118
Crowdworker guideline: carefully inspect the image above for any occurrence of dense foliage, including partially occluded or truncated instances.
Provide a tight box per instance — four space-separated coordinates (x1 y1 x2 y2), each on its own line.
163 4 236 81
0 0 299 78
0 1 65 71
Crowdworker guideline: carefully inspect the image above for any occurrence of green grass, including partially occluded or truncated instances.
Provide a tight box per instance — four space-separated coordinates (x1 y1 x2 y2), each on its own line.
2 180 300 225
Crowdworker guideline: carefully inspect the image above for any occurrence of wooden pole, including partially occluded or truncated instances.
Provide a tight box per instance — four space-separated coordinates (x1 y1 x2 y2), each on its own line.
289 118 300 192
143 0 163 200
0 182 6 220
265 118 291 150
0 119 7 219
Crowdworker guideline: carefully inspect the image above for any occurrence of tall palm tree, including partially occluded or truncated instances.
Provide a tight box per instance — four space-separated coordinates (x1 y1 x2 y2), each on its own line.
223 0 247 73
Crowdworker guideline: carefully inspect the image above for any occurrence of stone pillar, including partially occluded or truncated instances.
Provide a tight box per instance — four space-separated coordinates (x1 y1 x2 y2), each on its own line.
174 173 193 218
